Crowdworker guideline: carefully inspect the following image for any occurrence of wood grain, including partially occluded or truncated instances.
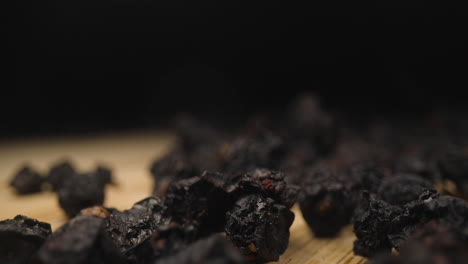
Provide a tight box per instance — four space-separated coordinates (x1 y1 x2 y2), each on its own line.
0 131 366 264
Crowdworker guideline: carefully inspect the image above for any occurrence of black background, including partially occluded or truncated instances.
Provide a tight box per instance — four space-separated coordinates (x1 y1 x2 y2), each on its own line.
3 1 468 137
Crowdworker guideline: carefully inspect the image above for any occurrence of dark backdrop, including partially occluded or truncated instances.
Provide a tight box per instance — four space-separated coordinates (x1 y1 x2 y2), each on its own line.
3 1 467 137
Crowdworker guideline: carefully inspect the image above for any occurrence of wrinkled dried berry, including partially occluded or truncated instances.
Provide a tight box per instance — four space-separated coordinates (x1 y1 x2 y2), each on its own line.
352 192 403 257
105 197 170 263
156 235 246 264
300 169 354 237
10 166 44 194
57 172 108 217
230 169 298 209
389 191 468 250
164 172 234 235
0 215 51 264
35 213 125 264
225 195 294 263
377 174 433 206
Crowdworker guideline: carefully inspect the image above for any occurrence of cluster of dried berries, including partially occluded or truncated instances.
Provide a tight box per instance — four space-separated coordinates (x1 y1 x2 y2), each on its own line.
9 160 114 217
6 93 468 264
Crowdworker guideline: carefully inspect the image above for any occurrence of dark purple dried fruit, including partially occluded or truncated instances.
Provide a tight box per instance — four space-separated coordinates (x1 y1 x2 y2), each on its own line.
105 197 170 263
156 235 246 264
10 166 44 194
352 192 403 257
0 215 51 264
225 195 294 263
35 214 126 264
164 172 234 235
47 161 76 191
389 191 468 250
230 169 298 209
377 174 433 206
300 169 354 237
57 172 108 217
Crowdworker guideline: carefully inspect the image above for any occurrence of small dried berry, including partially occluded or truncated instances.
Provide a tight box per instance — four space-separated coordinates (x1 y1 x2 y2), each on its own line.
164 173 234 235
0 215 51 264
225 195 294 263
230 169 298 209
352 192 403 257
300 169 354 237
377 174 432 206
47 161 76 190
57 172 107 217
10 166 44 194
105 197 169 263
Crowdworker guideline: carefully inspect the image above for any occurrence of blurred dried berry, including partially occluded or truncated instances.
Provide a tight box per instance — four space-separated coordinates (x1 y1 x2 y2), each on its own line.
156 235 246 264
0 215 51 264
47 160 76 191
377 174 432 206
164 173 234 235
300 169 354 237
57 172 108 217
10 166 44 194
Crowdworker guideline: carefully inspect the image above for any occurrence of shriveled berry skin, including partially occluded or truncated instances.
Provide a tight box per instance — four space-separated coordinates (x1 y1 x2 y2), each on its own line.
47 161 76 190
229 169 298 209
377 174 432 206
57 172 107 217
225 195 294 263
164 173 234 236
352 192 403 257
10 166 44 194
300 174 354 237
156 235 246 264
389 191 468 250
0 215 51 264
105 197 169 258
35 214 126 264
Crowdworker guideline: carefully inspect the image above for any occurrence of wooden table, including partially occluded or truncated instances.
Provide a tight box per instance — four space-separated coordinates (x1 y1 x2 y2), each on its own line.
0 131 366 264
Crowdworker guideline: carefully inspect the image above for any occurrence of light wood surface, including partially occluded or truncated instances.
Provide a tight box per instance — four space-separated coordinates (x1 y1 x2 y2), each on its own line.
0 131 366 264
